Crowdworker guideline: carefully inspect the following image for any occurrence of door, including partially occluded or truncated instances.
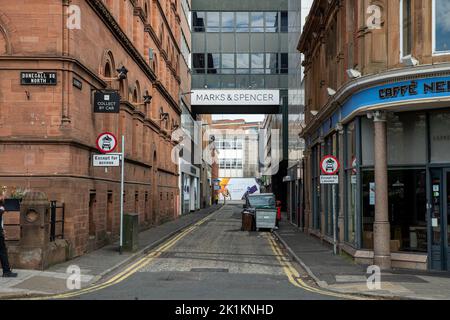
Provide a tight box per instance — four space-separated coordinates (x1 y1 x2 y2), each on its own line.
429 168 450 270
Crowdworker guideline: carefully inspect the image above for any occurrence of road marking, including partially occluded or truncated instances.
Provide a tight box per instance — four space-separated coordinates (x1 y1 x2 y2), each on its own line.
30 211 220 300
266 234 370 300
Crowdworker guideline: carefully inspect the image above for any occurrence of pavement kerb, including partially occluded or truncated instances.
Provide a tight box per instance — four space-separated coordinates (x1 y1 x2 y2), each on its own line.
1 205 223 300
272 230 418 300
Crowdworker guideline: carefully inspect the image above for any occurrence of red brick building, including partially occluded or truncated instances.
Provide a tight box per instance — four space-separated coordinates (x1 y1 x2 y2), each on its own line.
0 0 183 259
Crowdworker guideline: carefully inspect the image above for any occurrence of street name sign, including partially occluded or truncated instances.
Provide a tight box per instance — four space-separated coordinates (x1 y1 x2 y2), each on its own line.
93 154 121 167
21 71 57 85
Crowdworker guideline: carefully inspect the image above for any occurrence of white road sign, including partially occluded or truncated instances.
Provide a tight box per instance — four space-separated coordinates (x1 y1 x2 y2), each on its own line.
320 175 339 185
93 154 121 167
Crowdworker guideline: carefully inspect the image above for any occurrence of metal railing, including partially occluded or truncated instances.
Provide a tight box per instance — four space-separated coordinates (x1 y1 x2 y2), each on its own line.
50 201 65 242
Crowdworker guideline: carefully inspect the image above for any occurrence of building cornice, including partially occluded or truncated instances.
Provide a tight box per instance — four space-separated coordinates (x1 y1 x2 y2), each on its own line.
302 63 450 136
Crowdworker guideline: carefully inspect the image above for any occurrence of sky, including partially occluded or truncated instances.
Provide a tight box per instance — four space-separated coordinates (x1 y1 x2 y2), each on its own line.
212 114 265 123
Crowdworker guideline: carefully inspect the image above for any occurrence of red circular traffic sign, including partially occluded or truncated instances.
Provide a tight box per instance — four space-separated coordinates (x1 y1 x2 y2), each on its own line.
320 155 340 175
96 132 118 154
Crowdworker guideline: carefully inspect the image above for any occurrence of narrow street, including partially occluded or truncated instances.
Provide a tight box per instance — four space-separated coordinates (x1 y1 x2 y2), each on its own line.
51 205 351 300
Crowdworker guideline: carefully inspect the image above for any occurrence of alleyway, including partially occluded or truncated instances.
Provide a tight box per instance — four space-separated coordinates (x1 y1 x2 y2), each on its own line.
49 205 352 300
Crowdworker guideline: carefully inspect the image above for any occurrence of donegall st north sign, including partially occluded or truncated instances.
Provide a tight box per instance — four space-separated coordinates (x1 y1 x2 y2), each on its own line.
191 90 280 106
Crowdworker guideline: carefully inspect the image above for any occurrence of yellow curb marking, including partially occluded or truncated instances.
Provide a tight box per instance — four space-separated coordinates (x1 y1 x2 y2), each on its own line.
265 233 371 300
30 212 216 300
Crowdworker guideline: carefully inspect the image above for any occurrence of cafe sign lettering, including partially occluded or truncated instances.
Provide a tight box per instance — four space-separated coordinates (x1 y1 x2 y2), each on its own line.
21 72 57 85
379 80 450 100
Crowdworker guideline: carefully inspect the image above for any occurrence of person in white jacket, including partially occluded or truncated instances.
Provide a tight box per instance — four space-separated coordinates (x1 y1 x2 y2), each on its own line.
0 199 17 278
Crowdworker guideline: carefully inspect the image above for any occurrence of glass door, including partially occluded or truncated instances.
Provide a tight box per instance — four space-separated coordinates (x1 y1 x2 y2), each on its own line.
445 169 450 270
429 169 450 270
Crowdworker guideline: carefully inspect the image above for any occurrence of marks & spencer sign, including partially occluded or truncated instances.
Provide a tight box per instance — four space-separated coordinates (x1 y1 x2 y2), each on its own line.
191 90 280 106
21 72 57 85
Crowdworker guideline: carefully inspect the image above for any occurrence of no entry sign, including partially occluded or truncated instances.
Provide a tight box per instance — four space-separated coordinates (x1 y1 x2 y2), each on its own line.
96 132 118 154
320 155 340 175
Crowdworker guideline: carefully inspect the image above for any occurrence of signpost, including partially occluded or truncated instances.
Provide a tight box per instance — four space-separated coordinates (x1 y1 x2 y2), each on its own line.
21 72 57 85
94 132 125 254
320 155 340 255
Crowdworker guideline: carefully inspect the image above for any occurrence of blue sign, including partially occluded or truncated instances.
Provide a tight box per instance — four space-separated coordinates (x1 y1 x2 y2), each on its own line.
320 75 450 136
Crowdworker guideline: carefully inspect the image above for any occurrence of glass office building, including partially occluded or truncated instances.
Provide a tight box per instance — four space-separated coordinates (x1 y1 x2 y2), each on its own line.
191 0 290 205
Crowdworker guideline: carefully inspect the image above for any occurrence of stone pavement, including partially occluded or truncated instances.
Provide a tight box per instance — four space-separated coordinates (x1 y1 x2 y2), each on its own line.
274 217 450 300
0 205 221 299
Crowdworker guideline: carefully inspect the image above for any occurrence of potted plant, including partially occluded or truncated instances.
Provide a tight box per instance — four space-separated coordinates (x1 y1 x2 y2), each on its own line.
4 187 26 211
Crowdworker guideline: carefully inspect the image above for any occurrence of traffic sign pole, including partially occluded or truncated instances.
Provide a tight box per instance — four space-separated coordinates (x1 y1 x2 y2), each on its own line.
119 135 125 255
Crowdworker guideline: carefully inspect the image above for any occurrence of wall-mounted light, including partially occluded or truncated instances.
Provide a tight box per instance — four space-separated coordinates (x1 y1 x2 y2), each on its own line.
327 87 337 96
401 55 419 67
101 66 128 82
346 69 362 79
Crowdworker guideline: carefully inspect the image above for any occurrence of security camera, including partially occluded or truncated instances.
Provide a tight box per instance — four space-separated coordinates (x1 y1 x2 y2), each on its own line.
327 87 336 96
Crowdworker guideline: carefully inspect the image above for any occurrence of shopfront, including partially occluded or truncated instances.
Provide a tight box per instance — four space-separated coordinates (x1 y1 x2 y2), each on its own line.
305 71 450 270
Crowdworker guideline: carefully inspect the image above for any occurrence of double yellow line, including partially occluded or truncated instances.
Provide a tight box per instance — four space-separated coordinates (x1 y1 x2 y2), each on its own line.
31 214 213 300
266 234 370 300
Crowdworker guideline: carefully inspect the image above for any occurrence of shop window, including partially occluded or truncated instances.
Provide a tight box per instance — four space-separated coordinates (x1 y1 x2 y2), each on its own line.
250 53 265 74
362 169 427 252
433 0 450 54
387 113 427 165
280 53 289 74
236 54 250 74
265 53 279 74
430 111 450 163
311 145 321 231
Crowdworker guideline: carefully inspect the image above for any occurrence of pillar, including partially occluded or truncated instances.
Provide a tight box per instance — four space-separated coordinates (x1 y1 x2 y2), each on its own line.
372 111 391 270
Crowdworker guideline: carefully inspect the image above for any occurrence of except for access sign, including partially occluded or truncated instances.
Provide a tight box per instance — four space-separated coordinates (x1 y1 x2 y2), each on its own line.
96 132 118 154
320 175 339 185
94 91 120 113
93 154 121 167
320 155 340 175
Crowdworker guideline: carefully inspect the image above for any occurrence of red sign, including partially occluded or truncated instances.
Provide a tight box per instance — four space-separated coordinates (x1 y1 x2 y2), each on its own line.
320 155 340 175
96 132 118 154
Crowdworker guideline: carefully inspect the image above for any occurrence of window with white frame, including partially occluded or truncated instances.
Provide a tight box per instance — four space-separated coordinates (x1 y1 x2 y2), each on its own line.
400 0 412 58
433 0 450 54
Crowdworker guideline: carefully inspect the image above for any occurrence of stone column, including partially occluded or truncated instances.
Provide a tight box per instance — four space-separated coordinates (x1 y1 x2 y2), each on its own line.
372 111 391 270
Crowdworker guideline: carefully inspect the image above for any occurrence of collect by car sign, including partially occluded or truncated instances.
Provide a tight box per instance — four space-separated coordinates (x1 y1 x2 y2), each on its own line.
96 132 118 154
94 91 120 113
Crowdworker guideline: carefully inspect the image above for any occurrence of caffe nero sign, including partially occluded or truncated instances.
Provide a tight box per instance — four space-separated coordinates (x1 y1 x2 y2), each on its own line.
21 72 57 85
379 80 450 100
94 91 121 113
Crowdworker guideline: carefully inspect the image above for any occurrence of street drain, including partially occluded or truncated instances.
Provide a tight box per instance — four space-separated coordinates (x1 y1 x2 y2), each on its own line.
190 268 229 273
